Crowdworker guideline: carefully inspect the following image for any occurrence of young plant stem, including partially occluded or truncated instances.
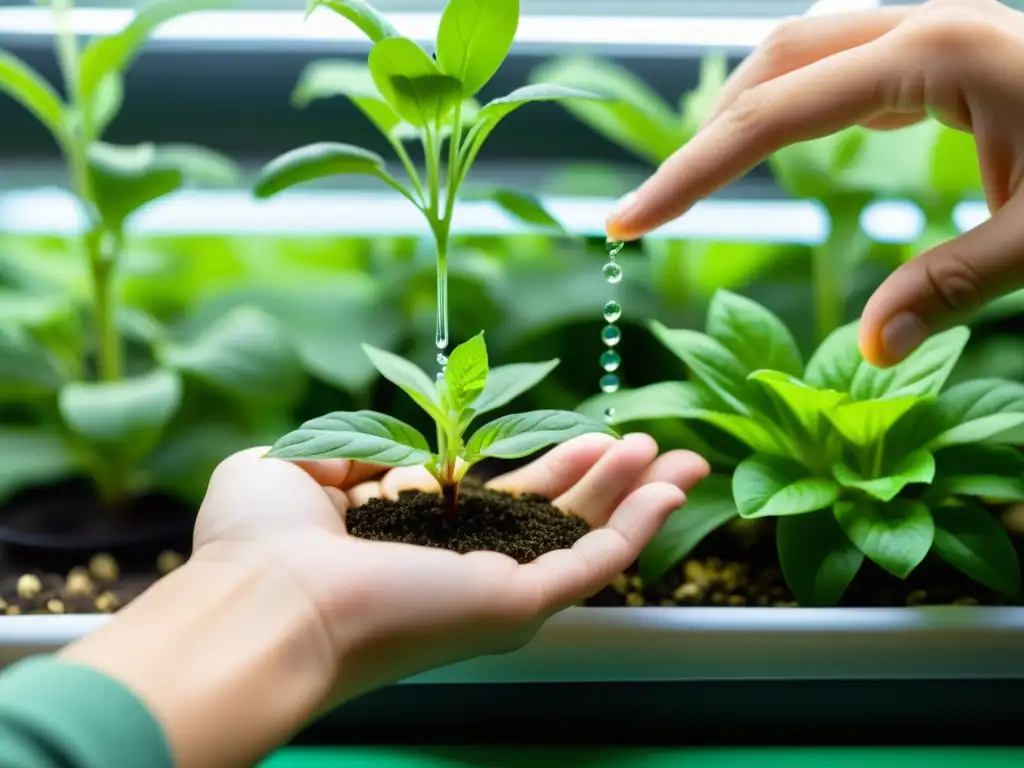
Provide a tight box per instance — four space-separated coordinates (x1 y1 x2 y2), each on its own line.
812 202 864 344
87 231 124 382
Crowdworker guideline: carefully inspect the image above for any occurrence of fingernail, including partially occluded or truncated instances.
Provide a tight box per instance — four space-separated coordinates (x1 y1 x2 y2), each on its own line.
881 312 928 363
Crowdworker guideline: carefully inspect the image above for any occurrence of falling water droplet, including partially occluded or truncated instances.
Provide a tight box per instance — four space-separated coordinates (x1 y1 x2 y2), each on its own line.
600 373 620 393
603 261 623 283
603 300 621 323
603 406 616 422
606 240 624 258
600 350 621 372
601 325 621 347
437 352 448 367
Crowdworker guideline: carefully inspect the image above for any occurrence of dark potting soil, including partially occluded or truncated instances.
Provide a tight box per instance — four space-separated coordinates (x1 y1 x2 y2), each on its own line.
586 510 1024 609
347 485 591 563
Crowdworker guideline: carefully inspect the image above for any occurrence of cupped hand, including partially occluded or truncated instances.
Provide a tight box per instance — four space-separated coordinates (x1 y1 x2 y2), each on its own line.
192 433 708 704
606 0 1024 367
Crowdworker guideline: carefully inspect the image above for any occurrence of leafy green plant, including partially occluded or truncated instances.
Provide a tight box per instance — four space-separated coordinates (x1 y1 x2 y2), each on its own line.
0 0 305 510
582 290 1024 606
255 0 604 323
267 332 616 516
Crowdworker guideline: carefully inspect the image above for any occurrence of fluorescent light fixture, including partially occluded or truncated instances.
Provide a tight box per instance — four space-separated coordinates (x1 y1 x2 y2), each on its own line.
0 187 987 243
0 6 780 48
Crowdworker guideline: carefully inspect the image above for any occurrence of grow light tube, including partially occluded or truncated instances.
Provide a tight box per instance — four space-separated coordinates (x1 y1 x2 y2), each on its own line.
0 187 986 242
0 6 780 50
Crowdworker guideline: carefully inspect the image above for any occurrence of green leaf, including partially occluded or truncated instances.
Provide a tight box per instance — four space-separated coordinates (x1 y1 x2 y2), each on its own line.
465 410 617 462
804 322 862 392
162 306 304 404
90 73 124 137
706 290 803 377
293 59 403 135
445 333 489 412
0 51 65 139
932 501 1021 597
87 141 240 230
473 359 559 416
368 38 462 127
649 322 751 414
747 370 848 437
832 450 935 502
930 379 1024 448
253 142 412 202
638 475 738 585
436 0 518 96
931 444 1024 501
0 325 66 397
0 428 80 504
362 344 444 421
81 0 232 102
732 454 839 519
834 499 935 579
777 511 864 607
826 396 921 447
460 83 606 179
477 188 567 233
266 411 431 465
851 326 970 401
680 52 728 136
307 0 400 42
59 369 183 446
529 56 683 165
577 381 707 424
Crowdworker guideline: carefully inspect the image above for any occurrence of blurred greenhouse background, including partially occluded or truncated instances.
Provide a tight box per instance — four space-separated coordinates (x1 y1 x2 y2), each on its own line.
0 0 1018 509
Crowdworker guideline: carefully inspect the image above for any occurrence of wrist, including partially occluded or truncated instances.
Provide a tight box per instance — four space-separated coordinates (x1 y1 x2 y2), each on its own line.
61 546 335 767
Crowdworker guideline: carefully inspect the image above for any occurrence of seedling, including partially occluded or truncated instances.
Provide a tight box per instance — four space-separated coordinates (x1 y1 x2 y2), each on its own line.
583 290 1024 606
254 0 606 359
0 0 301 512
267 333 617 517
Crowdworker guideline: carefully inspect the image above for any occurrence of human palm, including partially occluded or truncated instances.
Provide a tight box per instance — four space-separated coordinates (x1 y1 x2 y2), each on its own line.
191 433 708 700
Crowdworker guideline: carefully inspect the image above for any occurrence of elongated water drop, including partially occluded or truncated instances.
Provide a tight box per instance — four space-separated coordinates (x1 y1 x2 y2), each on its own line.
600 373 620 393
603 262 622 283
600 350 621 372
603 300 621 323
606 240 624 258
435 252 449 375
601 325 621 347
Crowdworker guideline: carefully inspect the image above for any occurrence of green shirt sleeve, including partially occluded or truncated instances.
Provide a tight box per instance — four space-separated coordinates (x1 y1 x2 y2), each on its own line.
0 655 173 768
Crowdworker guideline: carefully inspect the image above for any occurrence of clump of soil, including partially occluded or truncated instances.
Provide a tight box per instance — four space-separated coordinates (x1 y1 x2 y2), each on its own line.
0 550 185 615
348 485 590 563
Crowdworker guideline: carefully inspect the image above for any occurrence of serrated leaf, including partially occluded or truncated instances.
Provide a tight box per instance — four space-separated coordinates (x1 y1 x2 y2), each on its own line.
362 343 443 421
834 499 934 579
465 410 617 462
436 0 518 96
368 37 462 128
266 410 431 465
850 326 970 400
777 510 864 607
253 142 412 202
0 51 65 140
826 396 921 447
650 322 751 414
163 306 303 404
832 449 935 502
931 444 1024 501
308 0 400 42
444 332 488 412
732 454 839 519
638 475 738 585
706 290 803 377
59 368 182 446
459 83 606 182
473 359 559 415
932 501 1021 597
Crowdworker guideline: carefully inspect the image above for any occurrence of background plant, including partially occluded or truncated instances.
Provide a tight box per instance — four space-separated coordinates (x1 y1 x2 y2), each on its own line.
583 290 1024 606
0 0 308 509
268 331 616 515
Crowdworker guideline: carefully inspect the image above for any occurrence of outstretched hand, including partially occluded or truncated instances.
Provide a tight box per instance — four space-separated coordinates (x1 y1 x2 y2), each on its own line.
193 432 708 702
606 0 1024 367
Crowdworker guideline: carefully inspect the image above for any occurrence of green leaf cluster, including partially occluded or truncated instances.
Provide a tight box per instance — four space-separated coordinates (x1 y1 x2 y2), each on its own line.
583 290 1024 606
267 332 616 491
258 0 607 245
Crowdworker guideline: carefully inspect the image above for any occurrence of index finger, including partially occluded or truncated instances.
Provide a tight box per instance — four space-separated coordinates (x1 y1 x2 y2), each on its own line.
606 35 906 241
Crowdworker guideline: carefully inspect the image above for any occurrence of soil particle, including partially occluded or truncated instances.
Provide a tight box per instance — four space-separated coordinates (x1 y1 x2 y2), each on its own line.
347 485 590 564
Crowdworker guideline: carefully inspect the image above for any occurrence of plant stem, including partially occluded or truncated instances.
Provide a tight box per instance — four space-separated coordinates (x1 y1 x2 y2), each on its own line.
87 230 123 381
812 200 865 344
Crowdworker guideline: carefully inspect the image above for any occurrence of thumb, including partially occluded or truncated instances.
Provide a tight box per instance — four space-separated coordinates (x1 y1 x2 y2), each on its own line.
859 195 1024 367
